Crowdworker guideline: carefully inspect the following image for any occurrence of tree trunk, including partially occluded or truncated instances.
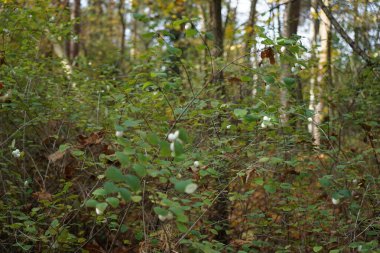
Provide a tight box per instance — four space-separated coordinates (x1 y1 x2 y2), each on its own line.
210 0 225 97
280 0 301 124
313 0 331 146
244 0 258 99
71 0 81 62
118 0 126 68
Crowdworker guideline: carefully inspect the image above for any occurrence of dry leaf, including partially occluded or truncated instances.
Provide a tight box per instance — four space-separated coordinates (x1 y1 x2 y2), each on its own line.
33 190 52 201
48 149 67 162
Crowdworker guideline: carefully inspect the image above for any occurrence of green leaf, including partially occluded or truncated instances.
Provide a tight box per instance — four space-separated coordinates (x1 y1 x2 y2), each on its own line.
120 224 128 233
119 188 131 201
131 195 142 202
150 72 167 78
241 76 252 82
141 32 156 39
153 207 169 216
85 199 98 208
147 132 160 146
174 179 192 192
95 202 108 214
313 246 323 252
125 174 141 192
174 140 184 156
283 77 296 86
104 181 119 194
178 128 188 143
172 18 189 26
58 143 71 152
234 108 248 118
168 46 182 57
105 166 125 182
116 152 130 167
106 197 120 208
263 75 275 84
254 177 264 186
133 163 147 177
319 175 332 187
259 157 270 163
176 222 188 232
123 119 141 127
185 28 197 37
159 141 171 157
280 183 292 189
92 188 107 196
264 184 276 194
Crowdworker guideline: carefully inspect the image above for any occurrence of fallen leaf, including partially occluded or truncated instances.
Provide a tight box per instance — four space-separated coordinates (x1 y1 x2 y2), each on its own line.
33 190 52 201
48 149 67 162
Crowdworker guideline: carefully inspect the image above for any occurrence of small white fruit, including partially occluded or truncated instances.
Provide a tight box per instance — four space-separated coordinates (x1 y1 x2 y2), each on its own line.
332 197 340 205
115 131 123 137
185 183 198 194
168 133 176 142
12 149 21 158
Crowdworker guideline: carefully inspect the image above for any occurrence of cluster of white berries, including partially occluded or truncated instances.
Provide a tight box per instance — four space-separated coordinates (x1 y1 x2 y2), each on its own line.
261 116 273 129
168 130 182 153
12 149 21 158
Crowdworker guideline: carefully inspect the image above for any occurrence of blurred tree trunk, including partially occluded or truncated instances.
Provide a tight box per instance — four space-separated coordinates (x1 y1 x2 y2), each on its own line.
118 0 126 69
70 0 81 63
209 1 228 243
308 0 319 137
314 0 331 146
280 0 301 124
210 0 225 97
244 0 258 99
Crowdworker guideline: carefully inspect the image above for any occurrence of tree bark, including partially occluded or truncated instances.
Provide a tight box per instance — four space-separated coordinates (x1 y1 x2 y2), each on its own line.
244 0 258 57
280 0 301 124
284 0 301 37
210 0 225 96
71 0 81 62
118 0 126 68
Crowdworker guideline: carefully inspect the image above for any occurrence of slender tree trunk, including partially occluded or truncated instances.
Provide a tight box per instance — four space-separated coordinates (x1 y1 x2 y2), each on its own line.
118 0 126 68
244 0 258 57
209 1 228 242
210 0 225 97
313 0 330 146
308 0 318 136
71 0 81 62
244 0 258 99
280 0 301 124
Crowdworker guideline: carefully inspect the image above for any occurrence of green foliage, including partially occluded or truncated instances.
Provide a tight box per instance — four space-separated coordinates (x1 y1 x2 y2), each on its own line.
0 0 379 252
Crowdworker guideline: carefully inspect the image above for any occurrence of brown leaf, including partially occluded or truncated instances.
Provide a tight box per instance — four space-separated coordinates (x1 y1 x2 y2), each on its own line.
227 76 242 84
33 190 52 201
260 47 276 65
77 131 105 147
48 149 67 162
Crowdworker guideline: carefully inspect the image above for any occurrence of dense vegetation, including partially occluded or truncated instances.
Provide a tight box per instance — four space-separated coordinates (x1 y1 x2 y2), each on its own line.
0 0 379 252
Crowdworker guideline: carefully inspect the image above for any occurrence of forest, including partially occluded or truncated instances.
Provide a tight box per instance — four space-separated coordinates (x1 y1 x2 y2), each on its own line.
0 0 379 252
